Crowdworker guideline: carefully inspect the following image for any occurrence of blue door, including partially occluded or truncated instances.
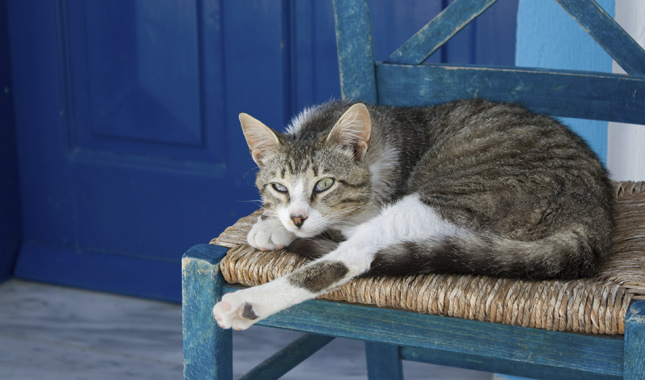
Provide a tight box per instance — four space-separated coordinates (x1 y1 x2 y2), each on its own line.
0 0 21 283
6 0 517 302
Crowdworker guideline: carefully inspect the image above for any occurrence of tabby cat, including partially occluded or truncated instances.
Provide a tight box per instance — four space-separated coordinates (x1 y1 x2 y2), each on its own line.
213 99 615 330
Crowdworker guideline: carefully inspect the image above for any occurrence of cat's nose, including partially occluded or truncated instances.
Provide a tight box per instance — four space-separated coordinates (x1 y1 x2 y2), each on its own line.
291 214 308 228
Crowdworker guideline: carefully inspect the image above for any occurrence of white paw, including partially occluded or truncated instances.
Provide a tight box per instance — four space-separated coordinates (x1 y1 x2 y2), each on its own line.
213 290 268 330
247 215 296 250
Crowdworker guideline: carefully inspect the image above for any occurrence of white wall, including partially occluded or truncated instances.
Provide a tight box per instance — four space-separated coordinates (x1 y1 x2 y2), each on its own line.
607 1 645 181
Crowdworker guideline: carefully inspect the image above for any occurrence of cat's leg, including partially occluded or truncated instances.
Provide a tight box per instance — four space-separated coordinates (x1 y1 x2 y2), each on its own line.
286 230 344 259
247 212 297 251
214 194 462 330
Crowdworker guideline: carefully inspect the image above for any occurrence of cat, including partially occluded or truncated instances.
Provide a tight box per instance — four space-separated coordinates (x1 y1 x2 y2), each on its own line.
213 99 615 330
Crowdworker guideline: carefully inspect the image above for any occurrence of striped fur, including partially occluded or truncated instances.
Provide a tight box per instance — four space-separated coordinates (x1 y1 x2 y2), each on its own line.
213 99 615 330
250 99 614 278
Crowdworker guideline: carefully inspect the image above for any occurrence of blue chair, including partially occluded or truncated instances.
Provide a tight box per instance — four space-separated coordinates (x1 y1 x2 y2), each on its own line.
183 0 645 378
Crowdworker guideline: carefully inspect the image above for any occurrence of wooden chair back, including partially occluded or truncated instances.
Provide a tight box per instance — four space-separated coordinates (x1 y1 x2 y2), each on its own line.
334 0 645 125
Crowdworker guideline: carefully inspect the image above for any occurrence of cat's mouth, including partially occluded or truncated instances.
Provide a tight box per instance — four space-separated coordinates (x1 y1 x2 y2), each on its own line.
277 207 329 237
281 217 328 238
285 222 326 238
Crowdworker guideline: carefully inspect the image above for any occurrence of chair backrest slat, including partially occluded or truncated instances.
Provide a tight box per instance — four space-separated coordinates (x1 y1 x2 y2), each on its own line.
334 0 645 127
377 63 645 124
388 0 498 65
333 0 377 103
556 0 645 78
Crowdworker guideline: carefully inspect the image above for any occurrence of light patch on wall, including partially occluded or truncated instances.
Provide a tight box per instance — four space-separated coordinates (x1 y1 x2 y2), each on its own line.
607 1 645 181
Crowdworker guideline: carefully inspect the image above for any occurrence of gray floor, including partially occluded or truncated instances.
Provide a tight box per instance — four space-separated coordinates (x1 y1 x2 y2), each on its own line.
0 279 493 379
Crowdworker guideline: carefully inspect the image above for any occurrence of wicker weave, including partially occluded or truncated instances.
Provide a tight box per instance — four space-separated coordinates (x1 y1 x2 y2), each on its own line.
212 181 645 335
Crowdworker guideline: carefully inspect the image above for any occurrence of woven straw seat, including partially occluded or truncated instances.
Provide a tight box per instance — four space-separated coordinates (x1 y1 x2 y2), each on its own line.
212 181 645 336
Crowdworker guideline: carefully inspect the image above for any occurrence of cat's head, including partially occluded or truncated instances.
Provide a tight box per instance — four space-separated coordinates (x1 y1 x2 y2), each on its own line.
239 103 373 238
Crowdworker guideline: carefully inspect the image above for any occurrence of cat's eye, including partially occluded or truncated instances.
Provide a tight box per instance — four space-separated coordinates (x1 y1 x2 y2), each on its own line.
314 178 335 193
272 183 288 193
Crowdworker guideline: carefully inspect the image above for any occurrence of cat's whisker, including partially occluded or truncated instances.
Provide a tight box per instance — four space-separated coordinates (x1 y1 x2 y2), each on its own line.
242 167 258 180
236 200 265 209
237 199 263 204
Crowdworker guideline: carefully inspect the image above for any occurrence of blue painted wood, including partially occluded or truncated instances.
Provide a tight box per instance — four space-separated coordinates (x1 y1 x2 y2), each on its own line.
240 334 334 380
182 244 336 380
182 244 231 380
181 242 628 379
388 0 498 65
370 0 518 66
369 0 443 64
181 243 629 379
0 0 20 283
400 346 618 380
291 0 517 110
332 0 377 103
221 285 624 378
495 376 537 380
335 0 518 102
376 63 645 124
365 342 403 380
555 0 645 78
624 300 645 380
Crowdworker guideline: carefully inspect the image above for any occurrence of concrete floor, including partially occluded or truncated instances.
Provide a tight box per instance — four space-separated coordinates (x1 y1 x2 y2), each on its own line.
0 279 493 379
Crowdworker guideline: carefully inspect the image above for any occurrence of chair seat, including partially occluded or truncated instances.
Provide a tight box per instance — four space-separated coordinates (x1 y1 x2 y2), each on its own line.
212 181 645 336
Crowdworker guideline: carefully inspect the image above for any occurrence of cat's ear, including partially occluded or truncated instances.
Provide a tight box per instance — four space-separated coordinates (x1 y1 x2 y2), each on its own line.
239 113 281 166
326 103 372 161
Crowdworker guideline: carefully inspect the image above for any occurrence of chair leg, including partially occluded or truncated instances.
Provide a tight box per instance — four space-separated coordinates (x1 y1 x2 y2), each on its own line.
182 244 233 380
365 342 403 380
625 300 645 380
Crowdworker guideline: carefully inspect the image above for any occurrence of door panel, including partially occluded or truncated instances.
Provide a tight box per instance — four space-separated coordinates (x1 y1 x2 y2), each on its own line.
0 0 21 283
64 0 226 164
8 0 517 302
10 0 259 301
74 1 203 146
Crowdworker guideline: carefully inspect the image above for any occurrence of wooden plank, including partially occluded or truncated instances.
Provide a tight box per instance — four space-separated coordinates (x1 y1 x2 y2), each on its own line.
376 63 645 125
332 0 377 103
182 244 232 380
401 346 619 380
222 285 624 378
240 334 334 380
624 300 645 380
555 0 645 78
388 0 497 65
365 342 403 380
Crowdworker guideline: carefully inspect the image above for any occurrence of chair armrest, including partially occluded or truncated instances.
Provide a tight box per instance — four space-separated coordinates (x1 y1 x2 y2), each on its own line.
182 244 232 380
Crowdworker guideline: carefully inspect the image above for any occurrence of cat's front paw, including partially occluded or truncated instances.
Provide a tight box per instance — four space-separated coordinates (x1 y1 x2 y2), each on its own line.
247 214 296 251
213 290 266 330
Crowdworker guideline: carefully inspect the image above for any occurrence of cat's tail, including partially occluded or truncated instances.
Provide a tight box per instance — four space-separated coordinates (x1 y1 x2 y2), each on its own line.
369 224 612 280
